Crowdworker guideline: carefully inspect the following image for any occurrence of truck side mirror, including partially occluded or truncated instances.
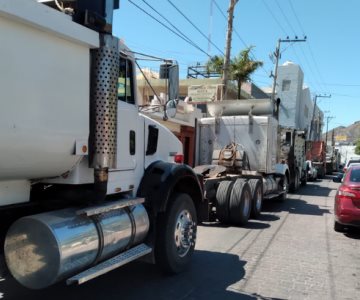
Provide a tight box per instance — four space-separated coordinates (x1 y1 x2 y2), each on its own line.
167 63 179 101
159 62 179 101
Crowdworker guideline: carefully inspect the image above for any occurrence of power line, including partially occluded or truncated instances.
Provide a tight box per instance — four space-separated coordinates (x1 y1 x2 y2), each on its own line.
288 0 306 35
140 0 193 46
274 0 297 36
128 0 210 57
263 1 327 95
166 0 224 55
287 0 328 93
213 0 272 79
261 0 287 36
297 44 326 92
213 1 246 47
306 43 327 90
320 83 360 87
326 93 360 98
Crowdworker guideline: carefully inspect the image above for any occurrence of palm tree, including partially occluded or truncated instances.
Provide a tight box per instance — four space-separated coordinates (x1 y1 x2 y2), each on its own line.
205 55 223 76
206 46 263 99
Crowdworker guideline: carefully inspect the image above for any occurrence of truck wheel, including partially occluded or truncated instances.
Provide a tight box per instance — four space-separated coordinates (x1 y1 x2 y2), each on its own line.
248 179 263 218
215 180 234 223
155 193 197 274
295 171 300 190
229 179 251 225
278 175 288 202
301 173 307 186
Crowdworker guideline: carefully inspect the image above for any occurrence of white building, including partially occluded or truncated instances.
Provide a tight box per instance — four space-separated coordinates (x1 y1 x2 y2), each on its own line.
275 61 323 139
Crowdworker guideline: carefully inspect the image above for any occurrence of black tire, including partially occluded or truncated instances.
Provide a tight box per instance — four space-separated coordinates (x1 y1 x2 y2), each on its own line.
155 193 197 274
334 221 346 233
248 178 263 218
295 171 300 190
229 179 252 225
289 174 295 192
215 180 234 223
301 172 307 186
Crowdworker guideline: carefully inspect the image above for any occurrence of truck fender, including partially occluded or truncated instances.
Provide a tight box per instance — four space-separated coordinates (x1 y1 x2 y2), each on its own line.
275 163 290 181
137 161 204 217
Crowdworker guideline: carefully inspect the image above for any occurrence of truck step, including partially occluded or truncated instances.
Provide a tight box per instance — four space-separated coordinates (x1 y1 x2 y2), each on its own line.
76 197 145 216
66 243 152 285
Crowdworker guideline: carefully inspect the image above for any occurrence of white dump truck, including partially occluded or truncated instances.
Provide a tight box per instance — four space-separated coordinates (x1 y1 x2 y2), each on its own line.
193 99 289 225
0 0 204 290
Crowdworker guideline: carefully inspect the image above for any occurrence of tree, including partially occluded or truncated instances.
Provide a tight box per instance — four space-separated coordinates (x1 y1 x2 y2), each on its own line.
230 47 263 99
206 47 263 99
206 55 223 76
355 139 360 155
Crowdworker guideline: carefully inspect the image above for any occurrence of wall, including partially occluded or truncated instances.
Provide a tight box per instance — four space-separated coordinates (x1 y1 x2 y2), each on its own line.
277 62 304 128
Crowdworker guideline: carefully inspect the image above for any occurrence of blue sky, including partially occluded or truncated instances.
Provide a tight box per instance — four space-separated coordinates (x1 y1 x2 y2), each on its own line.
113 0 360 131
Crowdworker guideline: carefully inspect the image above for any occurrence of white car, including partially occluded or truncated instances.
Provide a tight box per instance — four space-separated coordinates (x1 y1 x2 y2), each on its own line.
306 160 318 181
343 159 360 172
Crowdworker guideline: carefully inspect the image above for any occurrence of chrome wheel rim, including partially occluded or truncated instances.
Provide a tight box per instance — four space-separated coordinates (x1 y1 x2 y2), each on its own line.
174 209 196 257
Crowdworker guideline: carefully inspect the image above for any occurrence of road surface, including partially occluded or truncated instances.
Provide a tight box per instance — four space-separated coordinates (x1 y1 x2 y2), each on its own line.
1 177 359 299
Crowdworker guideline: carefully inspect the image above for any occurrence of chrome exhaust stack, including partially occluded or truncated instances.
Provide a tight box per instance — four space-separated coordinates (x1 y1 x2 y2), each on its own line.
89 34 119 202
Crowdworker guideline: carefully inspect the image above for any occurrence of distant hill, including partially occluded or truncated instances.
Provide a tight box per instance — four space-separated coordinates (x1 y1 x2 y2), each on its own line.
323 121 360 144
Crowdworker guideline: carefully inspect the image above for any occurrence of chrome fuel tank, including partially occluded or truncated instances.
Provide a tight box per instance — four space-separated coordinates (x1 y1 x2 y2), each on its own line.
4 204 149 289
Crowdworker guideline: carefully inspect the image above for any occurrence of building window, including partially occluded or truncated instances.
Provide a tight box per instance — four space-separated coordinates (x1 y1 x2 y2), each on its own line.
282 79 291 91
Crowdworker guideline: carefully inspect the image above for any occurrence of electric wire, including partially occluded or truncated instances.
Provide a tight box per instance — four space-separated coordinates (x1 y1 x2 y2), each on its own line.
139 0 195 48
287 0 328 93
288 0 306 35
299 44 326 93
167 0 225 55
128 0 210 57
261 0 288 36
274 0 297 36
261 0 326 94
213 0 272 82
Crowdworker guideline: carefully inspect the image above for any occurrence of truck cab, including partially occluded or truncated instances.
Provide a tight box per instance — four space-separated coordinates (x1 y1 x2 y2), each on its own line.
0 0 203 290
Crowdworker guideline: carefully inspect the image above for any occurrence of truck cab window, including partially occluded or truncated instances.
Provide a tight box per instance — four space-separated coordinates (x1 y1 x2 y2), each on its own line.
118 57 135 104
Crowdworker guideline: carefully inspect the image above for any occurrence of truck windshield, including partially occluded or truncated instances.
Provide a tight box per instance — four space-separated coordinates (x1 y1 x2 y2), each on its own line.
118 57 135 104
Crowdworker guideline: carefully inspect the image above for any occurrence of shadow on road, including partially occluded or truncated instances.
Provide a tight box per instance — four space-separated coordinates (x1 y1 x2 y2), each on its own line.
201 213 278 230
296 184 336 197
0 250 281 300
262 198 331 216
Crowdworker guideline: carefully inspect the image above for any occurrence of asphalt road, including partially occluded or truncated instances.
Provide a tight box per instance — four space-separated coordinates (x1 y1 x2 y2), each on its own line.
1 177 359 299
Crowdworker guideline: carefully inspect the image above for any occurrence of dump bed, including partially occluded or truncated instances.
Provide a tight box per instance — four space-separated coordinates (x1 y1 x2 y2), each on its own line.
0 0 98 180
198 115 278 174
306 141 326 162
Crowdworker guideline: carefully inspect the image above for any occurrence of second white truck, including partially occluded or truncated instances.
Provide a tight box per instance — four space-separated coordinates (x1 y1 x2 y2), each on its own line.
194 99 289 225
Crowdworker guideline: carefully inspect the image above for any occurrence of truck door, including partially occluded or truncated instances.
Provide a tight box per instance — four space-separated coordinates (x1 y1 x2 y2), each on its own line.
115 57 141 171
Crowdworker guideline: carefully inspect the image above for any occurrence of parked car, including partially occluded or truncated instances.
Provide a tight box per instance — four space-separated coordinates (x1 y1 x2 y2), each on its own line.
306 160 318 181
343 158 360 172
333 165 360 232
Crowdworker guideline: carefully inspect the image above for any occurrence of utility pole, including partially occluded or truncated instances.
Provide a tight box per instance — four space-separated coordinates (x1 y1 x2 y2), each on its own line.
222 0 238 100
309 94 331 140
270 37 306 110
